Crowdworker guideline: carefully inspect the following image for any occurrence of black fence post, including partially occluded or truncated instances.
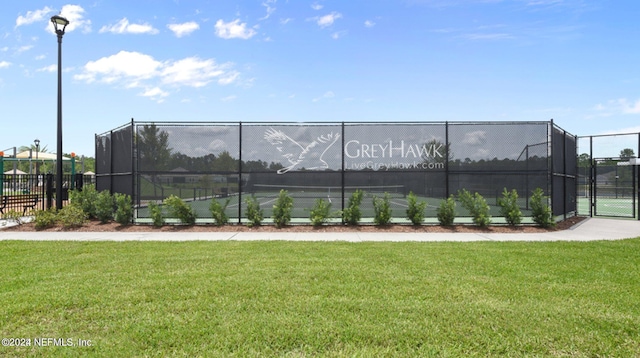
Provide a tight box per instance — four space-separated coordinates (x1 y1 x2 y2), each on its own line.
341 122 345 223
75 173 83 191
45 174 54 209
238 122 243 225
445 122 450 199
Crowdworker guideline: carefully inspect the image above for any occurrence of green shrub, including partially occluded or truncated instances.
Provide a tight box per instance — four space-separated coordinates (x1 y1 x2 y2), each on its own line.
164 195 196 225
69 185 98 219
148 201 164 227
373 193 392 226
245 195 263 227
95 190 114 224
437 195 456 226
272 190 294 228
210 198 231 226
498 188 522 226
343 189 364 225
2 209 25 225
57 205 87 229
33 209 58 230
458 189 491 227
310 198 332 227
114 193 133 225
406 191 427 225
531 188 555 228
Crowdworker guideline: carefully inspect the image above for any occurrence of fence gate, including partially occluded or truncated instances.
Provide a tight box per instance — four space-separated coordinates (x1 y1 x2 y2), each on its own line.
592 157 637 218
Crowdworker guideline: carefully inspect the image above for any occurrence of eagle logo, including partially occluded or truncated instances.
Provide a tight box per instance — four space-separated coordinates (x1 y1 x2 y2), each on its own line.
264 128 341 174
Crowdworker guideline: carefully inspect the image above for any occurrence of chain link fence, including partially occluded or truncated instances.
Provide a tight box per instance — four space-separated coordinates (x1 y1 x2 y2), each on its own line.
96 120 577 223
577 133 640 218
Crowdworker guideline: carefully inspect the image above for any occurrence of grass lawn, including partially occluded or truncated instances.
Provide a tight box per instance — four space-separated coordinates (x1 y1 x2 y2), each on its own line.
1 239 639 357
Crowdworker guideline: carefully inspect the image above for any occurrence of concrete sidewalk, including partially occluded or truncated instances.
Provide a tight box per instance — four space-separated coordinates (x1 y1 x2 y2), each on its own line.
1 217 639 242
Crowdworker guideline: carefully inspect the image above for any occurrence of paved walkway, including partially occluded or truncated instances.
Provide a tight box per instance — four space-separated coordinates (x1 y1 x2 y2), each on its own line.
1 217 639 242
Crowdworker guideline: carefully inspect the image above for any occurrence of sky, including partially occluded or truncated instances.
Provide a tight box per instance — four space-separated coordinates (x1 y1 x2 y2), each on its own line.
1 0 640 158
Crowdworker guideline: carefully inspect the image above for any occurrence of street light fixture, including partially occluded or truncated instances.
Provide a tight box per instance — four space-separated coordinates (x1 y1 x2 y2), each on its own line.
51 14 69 210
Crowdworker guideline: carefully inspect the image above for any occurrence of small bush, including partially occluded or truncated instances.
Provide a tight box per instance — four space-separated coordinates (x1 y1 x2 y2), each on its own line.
531 188 555 228
310 198 332 227
148 202 164 227
57 205 87 229
272 190 294 228
343 190 364 225
437 195 456 226
164 195 196 225
458 189 491 227
114 193 133 225
245 195 263 227
406 191 427 225
95 190 114 224
498 188 522 226
33 209 58 230
70 185 98 219
373 193 392 226
2 209 25 225
210 198 231 226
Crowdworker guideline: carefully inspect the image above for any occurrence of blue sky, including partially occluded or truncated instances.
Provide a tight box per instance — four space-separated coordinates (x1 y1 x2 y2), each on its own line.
1 0 639 157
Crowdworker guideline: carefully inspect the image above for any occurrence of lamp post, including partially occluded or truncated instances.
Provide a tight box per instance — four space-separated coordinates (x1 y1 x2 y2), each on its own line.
34 138 40 191
51 15 69 210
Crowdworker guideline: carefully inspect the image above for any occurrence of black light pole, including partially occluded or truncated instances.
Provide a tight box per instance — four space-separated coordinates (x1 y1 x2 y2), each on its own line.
34 139 40 190
51 15 69 210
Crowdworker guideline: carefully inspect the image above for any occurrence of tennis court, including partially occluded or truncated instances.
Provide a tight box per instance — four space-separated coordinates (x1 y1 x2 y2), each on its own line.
578 196 637 218
98 120 578 224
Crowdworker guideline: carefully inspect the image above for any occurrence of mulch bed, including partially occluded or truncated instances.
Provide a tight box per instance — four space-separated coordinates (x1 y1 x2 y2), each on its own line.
4 216 586 233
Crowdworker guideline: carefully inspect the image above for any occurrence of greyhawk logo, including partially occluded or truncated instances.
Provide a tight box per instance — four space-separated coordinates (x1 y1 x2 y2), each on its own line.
264 128 341 174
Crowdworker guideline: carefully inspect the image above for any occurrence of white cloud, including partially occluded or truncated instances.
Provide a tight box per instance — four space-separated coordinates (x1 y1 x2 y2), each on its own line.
218 72 240 85
141 87 169 103
209 139 228 151
75 51 241 101
621 99 640 114
35 54 46 60
0 61 11 69
100 18 159 35
280 18 292 25
364 20 376 28
16 6 53 27
16 45 33 54
526 0 564 7
167 21 199 37
462 131 487 145
331 31 347 39
593 98 640 116
313 91 335 102
1 47 8 52
463 32 515 40
221 95 237 102
311 2 324 10
215 19 257 39
37 64 56 72
162 57 229 88
315 12 342 28
75 51 162 84
260 0 277 20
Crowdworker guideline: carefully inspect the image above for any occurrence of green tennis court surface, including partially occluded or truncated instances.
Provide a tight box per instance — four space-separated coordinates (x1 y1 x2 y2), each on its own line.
578 196 637 218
